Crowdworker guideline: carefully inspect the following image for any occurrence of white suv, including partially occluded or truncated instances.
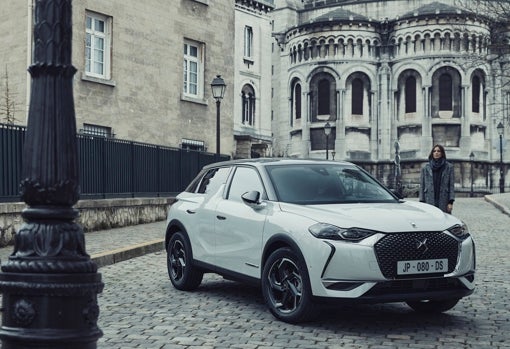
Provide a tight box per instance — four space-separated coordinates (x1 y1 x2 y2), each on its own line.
165 159 476 323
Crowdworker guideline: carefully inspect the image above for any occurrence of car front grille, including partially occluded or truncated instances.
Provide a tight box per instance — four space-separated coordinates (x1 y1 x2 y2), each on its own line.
374 232 459 279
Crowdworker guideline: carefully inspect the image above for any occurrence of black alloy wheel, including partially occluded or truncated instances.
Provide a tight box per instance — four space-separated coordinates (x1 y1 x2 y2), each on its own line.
167 231 203 290
262 247 315 323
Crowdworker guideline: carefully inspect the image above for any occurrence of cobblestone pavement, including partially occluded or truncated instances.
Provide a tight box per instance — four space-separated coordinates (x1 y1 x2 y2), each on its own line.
97 197 510 349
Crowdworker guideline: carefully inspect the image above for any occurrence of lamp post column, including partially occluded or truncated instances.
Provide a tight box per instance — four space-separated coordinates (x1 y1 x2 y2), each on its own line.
500 133 505 193
0 1 103 347
326 134 329 160
216 99 221 155
470 152 475 197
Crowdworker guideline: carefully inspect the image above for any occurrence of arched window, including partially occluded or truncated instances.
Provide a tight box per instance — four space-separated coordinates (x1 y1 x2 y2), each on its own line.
352 78 363 115
405 76 417 113
439 74 453 111
241 85 255 126
294 83 302 119
472 75 480 113
318 79 330 115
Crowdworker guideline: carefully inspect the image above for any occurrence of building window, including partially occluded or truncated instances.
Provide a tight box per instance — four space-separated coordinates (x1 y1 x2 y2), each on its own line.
80 123 114 138
242 84 256 126
294 82 302 120
181 138 205 152
183 40 204 99
352 78 363 115
318 79 330 115
405 76 417 113
85 12 111 79
472 75 481 113
439 74 453 111
244 26 253 59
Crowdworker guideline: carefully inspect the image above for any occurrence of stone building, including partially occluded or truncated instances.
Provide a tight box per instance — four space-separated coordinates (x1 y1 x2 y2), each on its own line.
234 0 275 158
0 0 236 156
270 0 510 190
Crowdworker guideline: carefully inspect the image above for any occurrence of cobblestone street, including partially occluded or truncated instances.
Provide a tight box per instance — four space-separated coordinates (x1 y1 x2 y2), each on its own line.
97 197 510 349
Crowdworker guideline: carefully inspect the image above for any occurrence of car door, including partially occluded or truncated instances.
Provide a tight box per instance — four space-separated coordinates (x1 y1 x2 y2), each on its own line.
188 166 232 265
213 166 268 278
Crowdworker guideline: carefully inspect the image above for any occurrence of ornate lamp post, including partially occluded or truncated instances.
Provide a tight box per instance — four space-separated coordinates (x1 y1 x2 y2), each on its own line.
211 75 226 155
324 122 331 160
394 140 403 198
470 152 475 197
0 1 103 348
497 122 505 193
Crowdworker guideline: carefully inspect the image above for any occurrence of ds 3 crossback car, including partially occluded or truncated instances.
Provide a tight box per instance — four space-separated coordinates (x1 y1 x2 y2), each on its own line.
165 159 475 323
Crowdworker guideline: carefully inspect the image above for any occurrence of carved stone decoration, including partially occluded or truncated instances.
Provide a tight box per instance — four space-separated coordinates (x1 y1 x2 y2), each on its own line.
0 0 103 347
13 299 36 326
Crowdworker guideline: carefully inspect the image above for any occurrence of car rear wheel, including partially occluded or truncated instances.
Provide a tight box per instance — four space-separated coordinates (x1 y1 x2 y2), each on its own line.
406 298 460 313
262 247 315 323
167 231 203 290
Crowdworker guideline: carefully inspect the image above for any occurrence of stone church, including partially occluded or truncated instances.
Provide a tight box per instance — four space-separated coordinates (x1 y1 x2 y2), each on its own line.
270 0 509 191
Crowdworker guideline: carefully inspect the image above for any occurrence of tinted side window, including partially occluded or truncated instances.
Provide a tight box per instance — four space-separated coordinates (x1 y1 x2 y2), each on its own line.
197 167 231 195
227 167 264 202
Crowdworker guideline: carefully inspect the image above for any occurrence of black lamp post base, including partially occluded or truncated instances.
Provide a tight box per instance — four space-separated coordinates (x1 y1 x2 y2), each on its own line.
0 272 103 349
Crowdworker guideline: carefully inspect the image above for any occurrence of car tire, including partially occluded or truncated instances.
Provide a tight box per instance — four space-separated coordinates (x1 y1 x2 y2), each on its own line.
406 298 460 313
261 247 316 323
167 231 203 291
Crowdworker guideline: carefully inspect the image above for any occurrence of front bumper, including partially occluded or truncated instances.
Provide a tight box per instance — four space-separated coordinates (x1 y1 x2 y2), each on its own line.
305 232 476 301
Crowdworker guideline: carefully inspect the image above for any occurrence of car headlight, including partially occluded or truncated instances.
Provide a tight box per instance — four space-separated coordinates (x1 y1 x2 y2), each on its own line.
446 223 470 239
309 223 376 242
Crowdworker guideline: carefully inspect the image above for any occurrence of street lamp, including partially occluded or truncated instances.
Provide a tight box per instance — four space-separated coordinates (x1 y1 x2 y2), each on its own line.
211 75 226 155
0 1 103 347
324 122 331 160
497 122 505 193
469 152 475 197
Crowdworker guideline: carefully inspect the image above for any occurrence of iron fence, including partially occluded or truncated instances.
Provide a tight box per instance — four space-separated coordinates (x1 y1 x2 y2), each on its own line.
0 123 229 202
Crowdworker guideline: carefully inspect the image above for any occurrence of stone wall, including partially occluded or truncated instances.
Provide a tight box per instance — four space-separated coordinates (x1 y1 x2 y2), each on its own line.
0 197 175 247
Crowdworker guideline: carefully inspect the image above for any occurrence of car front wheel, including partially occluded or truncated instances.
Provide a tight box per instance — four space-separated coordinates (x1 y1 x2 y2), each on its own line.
406 298 460 313
167 231 203 291
261 247 315 323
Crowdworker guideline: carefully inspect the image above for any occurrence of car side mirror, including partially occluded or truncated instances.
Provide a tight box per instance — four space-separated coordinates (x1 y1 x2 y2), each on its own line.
241 191 261 206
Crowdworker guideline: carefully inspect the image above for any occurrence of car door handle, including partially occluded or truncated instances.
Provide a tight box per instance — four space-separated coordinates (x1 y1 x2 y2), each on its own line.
186 209 196 214
216 215 226 220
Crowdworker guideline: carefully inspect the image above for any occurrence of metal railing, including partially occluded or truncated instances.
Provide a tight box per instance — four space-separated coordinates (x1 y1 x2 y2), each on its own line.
1 123 229 202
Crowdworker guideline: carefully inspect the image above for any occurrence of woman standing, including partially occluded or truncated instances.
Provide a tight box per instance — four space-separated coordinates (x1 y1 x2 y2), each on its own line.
419 144 455 213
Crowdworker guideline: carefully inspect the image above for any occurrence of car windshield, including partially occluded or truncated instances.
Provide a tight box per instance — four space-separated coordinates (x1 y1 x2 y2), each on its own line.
266 163 397 204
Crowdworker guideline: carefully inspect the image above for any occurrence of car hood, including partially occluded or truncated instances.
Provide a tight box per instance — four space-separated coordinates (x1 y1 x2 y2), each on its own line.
278 200 459 232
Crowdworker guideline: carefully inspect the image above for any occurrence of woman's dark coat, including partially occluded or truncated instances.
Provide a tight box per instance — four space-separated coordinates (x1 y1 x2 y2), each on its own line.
419 161 455 212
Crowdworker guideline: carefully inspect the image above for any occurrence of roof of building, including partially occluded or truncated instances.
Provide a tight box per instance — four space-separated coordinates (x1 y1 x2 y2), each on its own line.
310 7 370 23
400 1 470 18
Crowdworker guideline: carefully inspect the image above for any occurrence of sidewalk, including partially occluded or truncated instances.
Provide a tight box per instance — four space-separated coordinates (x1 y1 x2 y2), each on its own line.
0 220 166 269
1 193 510 269
484 192 510 217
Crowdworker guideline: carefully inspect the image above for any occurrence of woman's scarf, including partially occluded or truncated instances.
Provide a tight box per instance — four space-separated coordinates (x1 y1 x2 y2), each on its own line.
430 157 446 207
430 157 446 171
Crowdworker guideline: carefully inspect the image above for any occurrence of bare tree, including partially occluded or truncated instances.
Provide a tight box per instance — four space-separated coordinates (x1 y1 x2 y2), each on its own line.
0 67 18 124
453 1 510 119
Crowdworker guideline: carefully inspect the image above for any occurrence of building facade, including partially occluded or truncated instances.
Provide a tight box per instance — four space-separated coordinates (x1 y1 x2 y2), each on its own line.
0 0 236 155
234 0 275 158
270 0 510 189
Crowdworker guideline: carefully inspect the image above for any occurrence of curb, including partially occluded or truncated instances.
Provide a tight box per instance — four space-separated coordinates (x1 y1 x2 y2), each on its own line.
91 239 165 268
484 195 510 217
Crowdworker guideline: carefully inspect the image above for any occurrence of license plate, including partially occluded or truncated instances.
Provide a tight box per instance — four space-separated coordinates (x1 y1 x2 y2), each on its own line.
397 259 448 275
